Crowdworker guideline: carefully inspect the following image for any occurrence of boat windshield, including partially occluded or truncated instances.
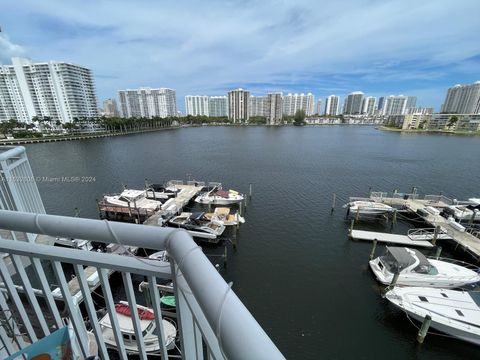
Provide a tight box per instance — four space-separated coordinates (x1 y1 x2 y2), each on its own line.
412 264 438 275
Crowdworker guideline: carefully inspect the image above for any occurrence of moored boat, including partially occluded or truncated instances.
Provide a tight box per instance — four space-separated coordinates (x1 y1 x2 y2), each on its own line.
344 200 393 215
104 189 161 211
385 287 480 346
203 207 245 226
99 301 177 354
194 187 244 205
370 246 480 288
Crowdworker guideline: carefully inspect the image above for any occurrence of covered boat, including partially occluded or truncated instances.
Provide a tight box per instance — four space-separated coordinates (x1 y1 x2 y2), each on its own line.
370 246 480 288
194 188 244 205
104 189 161 211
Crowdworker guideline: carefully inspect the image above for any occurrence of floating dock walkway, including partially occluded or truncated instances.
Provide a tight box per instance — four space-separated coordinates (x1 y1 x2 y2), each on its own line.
350 229 435 248
351 191 480 260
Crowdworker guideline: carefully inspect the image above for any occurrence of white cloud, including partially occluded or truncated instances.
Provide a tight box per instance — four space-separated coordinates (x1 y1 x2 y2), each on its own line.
0 34 26 63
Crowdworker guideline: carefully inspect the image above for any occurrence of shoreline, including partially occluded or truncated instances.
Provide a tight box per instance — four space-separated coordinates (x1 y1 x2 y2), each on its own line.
0 125 180 145
378 126 480 136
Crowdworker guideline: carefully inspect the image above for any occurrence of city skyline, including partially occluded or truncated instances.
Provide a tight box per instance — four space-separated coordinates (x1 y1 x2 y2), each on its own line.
1 1 480 112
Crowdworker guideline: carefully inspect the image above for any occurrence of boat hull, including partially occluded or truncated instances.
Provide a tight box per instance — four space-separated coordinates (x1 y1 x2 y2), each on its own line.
388 300 480 346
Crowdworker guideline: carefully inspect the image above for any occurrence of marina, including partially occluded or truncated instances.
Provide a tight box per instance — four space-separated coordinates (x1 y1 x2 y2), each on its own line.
11 126 480 359
346 191 480 260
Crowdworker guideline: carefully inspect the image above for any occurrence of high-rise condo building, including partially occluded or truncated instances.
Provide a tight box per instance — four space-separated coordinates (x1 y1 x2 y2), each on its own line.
324 95 339 116
316 99 322 115
208 96 228 117
228 88 250 122
249 96 268 117
405 96 417 111
343 91 364 115
0 57 98 123
377 96 386 111
441 81 480 114
103 98 119 117
283 93 315 116
118 87 177 118
266 92 283 125
362 96 376 115
382 95 415 115
185 95 209 116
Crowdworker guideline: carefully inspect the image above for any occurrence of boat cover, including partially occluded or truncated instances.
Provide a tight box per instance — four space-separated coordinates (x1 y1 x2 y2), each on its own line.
160 296 176 307
215 190 230 198
385 247 430 271
115 303 155 320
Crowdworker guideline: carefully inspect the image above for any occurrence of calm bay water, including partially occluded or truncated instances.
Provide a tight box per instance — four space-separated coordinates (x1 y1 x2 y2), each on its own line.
25 126 480 359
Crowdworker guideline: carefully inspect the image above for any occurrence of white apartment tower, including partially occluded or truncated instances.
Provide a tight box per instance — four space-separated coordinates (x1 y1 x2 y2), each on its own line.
441 81 480 114
362 96 377 115
228 88 250 122
343 91 364 115
324 95 339 116
0 57 98 123
208 96 228 117
266 92 283 125
185 95 209 116
316 99 322 115
118 87 177 118
249 96 268 117
103 98 119 117
283 93 315 116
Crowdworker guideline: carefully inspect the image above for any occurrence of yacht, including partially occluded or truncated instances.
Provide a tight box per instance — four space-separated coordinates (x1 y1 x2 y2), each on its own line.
195 187 244 205
370 247 480 288
385 287 480 346
344 200 393 215
168 212 226 237
104 189 161 211
203 207 245 226
99 301 177 355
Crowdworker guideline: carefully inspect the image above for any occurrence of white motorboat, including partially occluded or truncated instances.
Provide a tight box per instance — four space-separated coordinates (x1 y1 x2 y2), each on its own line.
344 200 393 215
194 188 244 205
168 212 226 237
370 246 480 288
99 301 177 354
203 207 245 226
104 189 161 211
385 287 480 346
443 205 480 221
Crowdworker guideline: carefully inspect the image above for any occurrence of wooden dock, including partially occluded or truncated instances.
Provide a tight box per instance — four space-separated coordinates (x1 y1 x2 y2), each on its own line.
350 229 435 248
363 191 480 260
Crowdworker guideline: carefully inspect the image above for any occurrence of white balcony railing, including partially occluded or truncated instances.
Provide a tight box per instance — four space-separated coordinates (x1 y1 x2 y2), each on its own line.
0 210 284 359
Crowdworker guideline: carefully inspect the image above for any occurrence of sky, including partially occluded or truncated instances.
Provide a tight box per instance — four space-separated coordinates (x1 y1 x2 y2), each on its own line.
1 0 480 112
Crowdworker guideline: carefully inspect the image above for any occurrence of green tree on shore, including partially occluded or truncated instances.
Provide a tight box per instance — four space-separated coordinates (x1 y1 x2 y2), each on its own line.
293 110 306 126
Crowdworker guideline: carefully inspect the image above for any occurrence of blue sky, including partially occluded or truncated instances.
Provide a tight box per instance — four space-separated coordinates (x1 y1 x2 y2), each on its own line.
1 0 480 112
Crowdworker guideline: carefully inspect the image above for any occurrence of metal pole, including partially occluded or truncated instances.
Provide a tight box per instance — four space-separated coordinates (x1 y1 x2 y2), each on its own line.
417 315 432 344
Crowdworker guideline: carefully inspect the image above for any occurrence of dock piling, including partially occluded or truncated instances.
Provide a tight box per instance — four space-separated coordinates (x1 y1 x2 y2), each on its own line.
435 246 442 259
331 193 336 214
390 272 400 288
223 246 227 268
249 183 252 200
417 315 432 344
349 219 355 236
432 225 440 246
392 209 397 224
369 239 378 260
355 207 360 222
